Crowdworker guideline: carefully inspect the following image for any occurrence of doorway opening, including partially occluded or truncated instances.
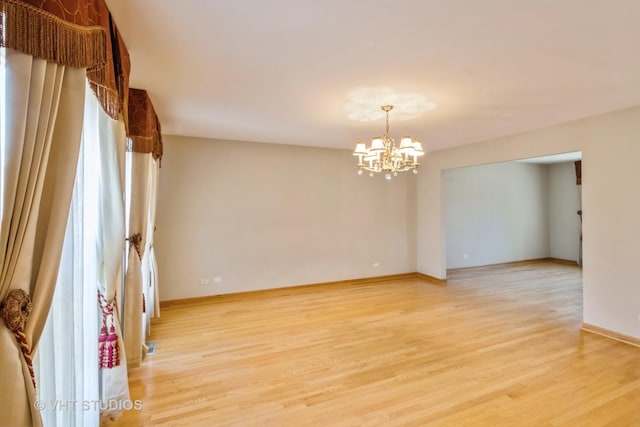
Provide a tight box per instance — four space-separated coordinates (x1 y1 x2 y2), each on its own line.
443 151 582 270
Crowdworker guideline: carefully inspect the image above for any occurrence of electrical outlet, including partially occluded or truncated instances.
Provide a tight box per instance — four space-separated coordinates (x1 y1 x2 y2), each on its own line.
199 279 210 286
463 254 469 259
373 262 380 268
213 276 223 284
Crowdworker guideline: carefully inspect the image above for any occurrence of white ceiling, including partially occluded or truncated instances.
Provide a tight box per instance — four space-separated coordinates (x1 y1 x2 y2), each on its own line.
105 0 640 152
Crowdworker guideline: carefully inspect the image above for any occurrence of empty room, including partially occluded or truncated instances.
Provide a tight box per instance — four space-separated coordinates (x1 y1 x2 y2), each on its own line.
1 1 639 426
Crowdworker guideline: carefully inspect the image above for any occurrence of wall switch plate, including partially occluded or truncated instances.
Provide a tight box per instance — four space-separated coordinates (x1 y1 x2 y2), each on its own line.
213 277 223 284
200 279 210 285
373 262 380 268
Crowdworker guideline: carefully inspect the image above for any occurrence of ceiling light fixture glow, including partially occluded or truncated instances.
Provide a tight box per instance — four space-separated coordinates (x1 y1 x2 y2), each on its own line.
344 87 437 122
353 105 426 180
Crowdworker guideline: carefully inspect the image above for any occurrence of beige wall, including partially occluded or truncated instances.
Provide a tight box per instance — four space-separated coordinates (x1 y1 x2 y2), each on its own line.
417 106 640 339
156 136 417 301
444 162 550 268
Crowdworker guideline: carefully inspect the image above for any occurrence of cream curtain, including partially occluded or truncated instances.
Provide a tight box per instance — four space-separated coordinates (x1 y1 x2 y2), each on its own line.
143 160 160 336
0 48 86 427
95 92 130 422
124 88 162 364
124 152 153 367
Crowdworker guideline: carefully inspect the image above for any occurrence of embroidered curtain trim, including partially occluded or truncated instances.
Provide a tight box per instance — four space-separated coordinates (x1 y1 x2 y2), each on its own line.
114 23 131 131
128 88 163 161
0 0 130 120
2 1 162 153
87 18 130 120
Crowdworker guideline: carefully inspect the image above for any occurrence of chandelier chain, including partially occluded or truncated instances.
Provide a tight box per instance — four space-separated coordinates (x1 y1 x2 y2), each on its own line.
385 107 390 137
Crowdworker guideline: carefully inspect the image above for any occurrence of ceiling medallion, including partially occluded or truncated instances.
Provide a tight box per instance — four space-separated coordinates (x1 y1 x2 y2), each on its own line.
344 87 437 122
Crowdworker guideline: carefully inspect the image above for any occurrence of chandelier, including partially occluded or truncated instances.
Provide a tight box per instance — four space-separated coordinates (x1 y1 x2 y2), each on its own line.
352 105 425 180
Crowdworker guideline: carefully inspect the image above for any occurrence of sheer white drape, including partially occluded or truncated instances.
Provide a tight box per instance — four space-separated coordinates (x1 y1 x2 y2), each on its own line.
36 89 101 425
0 48 86 427
143 160 160 335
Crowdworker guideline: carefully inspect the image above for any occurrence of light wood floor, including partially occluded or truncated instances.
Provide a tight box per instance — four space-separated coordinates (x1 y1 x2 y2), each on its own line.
116 262 640 426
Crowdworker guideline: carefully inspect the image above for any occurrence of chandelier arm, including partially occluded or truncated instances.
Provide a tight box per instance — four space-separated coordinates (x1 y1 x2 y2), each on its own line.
352 104 425 178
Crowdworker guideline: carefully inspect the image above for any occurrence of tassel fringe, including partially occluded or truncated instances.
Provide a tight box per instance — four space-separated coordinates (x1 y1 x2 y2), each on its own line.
88 81 121 121
98 292 120 369
0 0 106 69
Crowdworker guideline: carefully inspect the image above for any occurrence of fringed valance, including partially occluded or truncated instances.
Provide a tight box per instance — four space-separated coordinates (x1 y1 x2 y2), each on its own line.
0 0 106 68
128 88 163 162
0 0 130 120
87 13 130 120
114 24 131 131
2 0 162 157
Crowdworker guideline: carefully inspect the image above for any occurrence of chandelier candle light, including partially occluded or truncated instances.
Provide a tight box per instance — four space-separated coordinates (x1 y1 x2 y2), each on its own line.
352 105 425 180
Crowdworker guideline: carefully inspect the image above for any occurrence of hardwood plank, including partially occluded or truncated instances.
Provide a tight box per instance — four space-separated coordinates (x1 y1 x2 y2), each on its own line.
115 262 640 426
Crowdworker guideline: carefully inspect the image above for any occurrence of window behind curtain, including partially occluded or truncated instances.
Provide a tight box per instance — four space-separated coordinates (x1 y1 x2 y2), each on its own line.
34 85 102 427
